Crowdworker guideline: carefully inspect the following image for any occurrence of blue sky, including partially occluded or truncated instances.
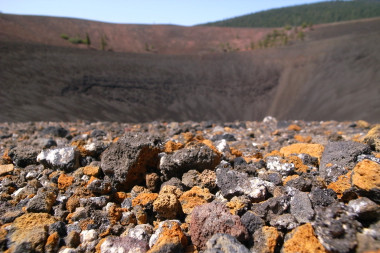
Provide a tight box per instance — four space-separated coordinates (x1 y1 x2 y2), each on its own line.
1 0 325 26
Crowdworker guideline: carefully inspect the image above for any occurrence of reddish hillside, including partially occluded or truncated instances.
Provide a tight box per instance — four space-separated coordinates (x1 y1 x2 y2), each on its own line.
0 14 273 54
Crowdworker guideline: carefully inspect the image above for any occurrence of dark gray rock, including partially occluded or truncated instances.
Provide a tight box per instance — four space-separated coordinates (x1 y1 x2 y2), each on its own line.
49 221 67 238
258 172 282 186
37 147 79 171
296 153 319 167
161 177 187 191
323 164 348 184
87 178 111 195
240 211 264 234
8 147 39 167
90 129 106 139
100 132 161 191
216 166 269 201
314 202 361 253
320 141 371 180
269 213 298 230
203 233 250 253
159 142 220 180
290 191 314 224
285 175 312 192
41 126 68 138
25 190 56 213
309 187 337 207
190 202 248 250
251 195 289 221
348 197 380 222
211 134 237 142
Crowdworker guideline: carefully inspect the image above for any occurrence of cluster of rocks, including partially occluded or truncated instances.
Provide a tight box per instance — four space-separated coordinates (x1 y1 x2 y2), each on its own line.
0 118 379 253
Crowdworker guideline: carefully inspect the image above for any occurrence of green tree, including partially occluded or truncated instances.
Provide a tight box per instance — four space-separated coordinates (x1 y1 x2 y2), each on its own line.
101 35 108 51
85 33 91 47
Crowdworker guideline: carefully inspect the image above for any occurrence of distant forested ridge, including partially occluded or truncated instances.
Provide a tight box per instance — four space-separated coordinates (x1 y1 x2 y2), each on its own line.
202 0 380 28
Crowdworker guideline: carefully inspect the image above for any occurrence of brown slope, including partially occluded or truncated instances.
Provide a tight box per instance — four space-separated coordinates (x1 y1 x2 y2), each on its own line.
0 14 271 54
0 15 379 123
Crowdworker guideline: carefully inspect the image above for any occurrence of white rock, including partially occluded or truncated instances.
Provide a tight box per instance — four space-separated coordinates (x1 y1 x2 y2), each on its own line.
37 147 77 170
80 229 98 243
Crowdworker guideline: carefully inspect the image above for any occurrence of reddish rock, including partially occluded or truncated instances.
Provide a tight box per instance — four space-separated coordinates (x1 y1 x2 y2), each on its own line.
190 202 248 250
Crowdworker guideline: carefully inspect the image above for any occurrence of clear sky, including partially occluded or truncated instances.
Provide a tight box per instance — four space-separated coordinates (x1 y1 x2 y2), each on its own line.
0 0 325 26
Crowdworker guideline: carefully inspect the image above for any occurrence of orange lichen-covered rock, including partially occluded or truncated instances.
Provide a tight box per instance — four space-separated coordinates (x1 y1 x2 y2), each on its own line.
280 143 324 162
363 125 380 152
288 124 302 131
283 223 328 253
0 164 14 176
252 226 282 253
153 193 182 219
283 156 309 174
132 193 158 208
294 135 312 143
149 221 188 253
58 173 74 191
352 160 380 192
328 171 352 199
160 185 183 198
230 147 243 157
45 232 60 253
8 213 57 253
83 165 100 177
165 140 184 153
179 186 214 214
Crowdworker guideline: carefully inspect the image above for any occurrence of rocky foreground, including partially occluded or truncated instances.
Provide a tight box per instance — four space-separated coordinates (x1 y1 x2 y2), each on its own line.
0 118 379 253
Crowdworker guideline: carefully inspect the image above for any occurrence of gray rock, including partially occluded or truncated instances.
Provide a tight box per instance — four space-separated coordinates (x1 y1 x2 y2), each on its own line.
285 175 312 192
161 177 187 191
100 132 161 191
159 142 220 180
356 232 380 253
348 197 380 222
290 191 314 224
128 224 154 242
203 233 250 253
182 170 201 188
25 190 56 213
309 187 337 207
37 147 78 171
269 214 298 230
314 202 361 253
323 164 348 184
240 211 264 234
251 195 289 221
216 166 270 201
87 178 111 195
320 141 371 180
41 126 68 137
8 147 39 167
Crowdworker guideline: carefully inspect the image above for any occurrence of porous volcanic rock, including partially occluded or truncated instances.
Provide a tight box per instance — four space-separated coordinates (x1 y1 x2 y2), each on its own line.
190 202 248 249
100 132 161 191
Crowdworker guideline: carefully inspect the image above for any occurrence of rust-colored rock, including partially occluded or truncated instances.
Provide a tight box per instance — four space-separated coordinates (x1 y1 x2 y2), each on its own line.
149 221 188 253
159 185 183 198
132 193 158 207
283 223 328 253
8 213 57 252
153 193 182 219
0 164 14 176
328 171 352 199
58 173 74 191
66 188 94 212
146 172 160 192
252 226 281 253
179 186 214 214
280 143 324 162
288 124 302 131
83 165 100 177
352 160 380 192
45 232 59 253
164 140 184 153
284 156 309 173
294 135 312 143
